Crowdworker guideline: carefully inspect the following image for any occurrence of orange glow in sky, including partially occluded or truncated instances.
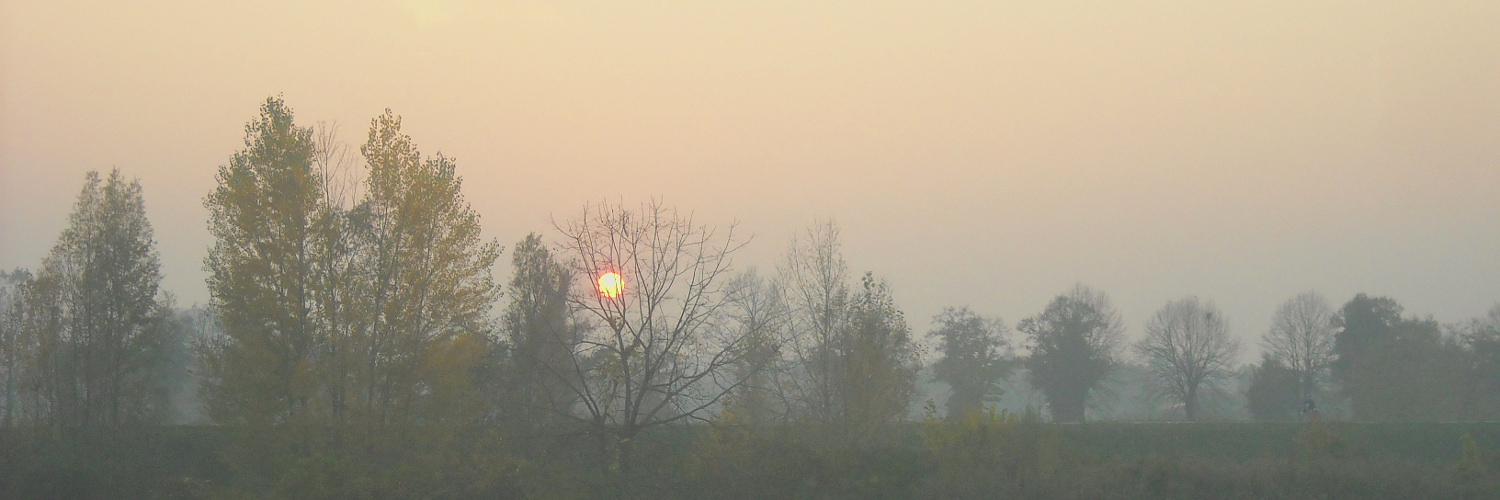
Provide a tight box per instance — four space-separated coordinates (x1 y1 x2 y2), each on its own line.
597 272 624 299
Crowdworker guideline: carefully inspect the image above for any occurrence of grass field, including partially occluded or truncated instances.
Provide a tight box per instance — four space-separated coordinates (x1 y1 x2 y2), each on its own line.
4 421 1498 498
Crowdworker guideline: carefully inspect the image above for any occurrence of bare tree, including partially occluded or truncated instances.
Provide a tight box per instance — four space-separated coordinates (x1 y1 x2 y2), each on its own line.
309 120 362 425
1261 291 1336 404
720 268 794 425
1134 296 1239 420
554 199 756 476
777 219 849 424
312 120 360 208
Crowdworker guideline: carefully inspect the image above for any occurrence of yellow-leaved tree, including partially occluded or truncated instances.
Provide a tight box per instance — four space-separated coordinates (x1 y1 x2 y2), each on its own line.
201 98 506 496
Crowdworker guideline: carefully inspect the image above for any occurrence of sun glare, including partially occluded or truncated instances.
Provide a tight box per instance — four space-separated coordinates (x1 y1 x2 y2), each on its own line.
597 272 624 298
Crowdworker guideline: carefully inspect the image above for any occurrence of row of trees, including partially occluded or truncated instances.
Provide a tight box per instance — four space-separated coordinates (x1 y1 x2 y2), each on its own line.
0 98 928 493
1248 293 1500 422
195 99 509 487
5 96 1500 493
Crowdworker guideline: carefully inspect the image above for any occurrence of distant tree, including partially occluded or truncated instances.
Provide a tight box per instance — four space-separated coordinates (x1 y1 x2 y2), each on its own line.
555 199 758 477
1262 292 1336 405
776 221 918 443
0 268 30 426
6 170 171 428
2 270 59 427
1135 297 1239 420
929 307 1013 418
1018 284 1124 423
500 233 583 439
720 268 793 425
1245 354 1300 421
1333 294 1466 421
835 273 921 443
1456 304 1500 419
777 220 850 425
161 305 219 424
1331 293 1403 383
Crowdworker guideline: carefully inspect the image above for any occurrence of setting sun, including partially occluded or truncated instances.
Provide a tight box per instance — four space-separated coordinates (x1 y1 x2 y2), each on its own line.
597 271 624 298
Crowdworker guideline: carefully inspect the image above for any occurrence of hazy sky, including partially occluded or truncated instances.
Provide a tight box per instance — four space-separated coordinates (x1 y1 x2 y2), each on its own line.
3 0 1498 362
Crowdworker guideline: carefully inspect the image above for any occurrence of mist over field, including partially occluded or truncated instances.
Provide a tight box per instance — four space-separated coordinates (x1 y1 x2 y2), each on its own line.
2 1 1499 498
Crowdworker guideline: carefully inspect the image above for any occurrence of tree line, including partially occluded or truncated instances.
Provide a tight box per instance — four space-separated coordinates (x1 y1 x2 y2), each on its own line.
2 96 1499 495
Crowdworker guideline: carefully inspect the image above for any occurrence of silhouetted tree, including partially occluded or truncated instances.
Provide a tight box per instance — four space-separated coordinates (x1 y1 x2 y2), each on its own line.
1332 293 1402 384
778 220 850 425
555 199 758 477
721 268 793 425
1135 297 1239 420
929 307 1013 418
1263 292 1336 405
1018 284 1124 423
1246 354 1301 421
1333 294 1465 421
500 233 583 440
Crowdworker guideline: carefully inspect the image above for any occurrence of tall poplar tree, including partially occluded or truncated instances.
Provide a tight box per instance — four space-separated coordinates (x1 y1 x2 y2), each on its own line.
351 109 500 426
8 169 169 428
202 96 322 428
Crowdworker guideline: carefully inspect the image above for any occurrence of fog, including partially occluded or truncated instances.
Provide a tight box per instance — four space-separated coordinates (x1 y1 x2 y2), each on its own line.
4 0 1499 363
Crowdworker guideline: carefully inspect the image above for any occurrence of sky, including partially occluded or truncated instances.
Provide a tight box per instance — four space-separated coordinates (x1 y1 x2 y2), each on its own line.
2 0 1498 363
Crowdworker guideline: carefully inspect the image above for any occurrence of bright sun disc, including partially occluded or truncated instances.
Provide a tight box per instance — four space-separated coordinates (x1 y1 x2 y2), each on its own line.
597 272 624 298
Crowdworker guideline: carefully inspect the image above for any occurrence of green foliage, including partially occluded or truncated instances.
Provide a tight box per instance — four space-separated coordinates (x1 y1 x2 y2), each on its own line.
202 96 323 427
0 426 229 499
3 422 1499 498
1451 432 1486 483
1294 419 1354 461
681 413 826 499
